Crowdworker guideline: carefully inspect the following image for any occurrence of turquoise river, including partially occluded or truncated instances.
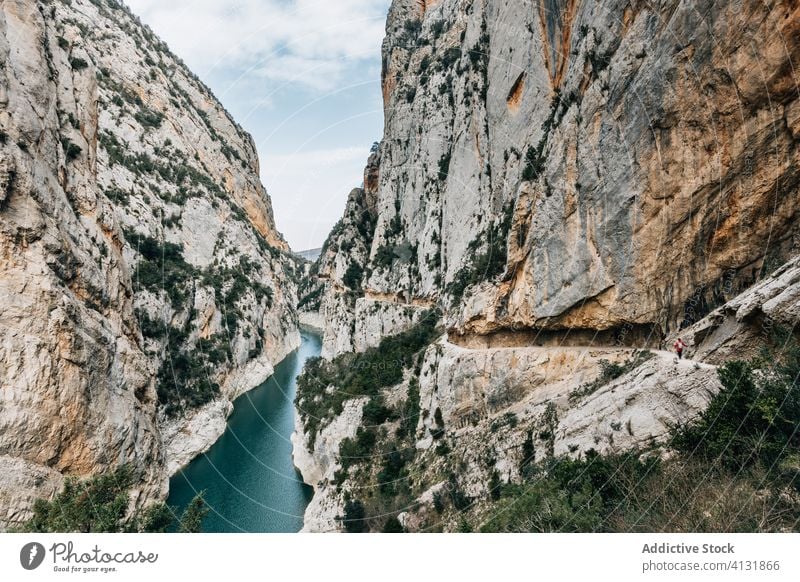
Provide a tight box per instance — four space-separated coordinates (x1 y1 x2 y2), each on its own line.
167 332 320 532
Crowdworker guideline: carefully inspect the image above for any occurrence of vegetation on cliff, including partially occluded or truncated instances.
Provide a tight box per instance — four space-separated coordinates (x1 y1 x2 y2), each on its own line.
126 228 279 416
446 202 514 302
296 310 442 448
16 467 208 533
479 331 800 532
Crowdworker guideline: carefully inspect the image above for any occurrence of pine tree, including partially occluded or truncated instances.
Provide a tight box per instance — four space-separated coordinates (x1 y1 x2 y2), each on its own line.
179 493 209 533
520 430 535 478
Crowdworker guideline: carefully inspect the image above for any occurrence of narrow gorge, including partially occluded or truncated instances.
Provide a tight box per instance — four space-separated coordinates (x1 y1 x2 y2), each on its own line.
1 0 799 534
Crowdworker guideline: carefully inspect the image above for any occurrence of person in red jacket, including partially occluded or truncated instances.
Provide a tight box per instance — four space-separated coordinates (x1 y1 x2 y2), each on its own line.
674 337 687 359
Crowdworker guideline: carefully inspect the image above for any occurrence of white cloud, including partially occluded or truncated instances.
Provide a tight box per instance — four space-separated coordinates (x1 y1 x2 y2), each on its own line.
126 0 390 91
253 54 348 92
263 146 370 250
265 145 367 177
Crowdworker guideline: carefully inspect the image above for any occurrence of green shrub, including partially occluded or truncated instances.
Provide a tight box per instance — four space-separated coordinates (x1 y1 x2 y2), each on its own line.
674 330 800 472
340 499 368 533
468 44 484 67
479 336 800 533
569 351 655 404
490 411 518 433
520 90 580 183
178 492 209 533
220 144 242 163
373 245 397 270
61 138 82 161
377 447 408 497
200 262 274 312
98 131 226 201
136 308 166 340
519 430 535 476
17 466 207 533
431 407 445 439
156 323 222 416
126 230 194 309
342 261 364 290
134 108 164 129
70 57 89 71
382 516 404 533
522 144 545 181
338 427 377 472
354 206 376 241
395 376 421 441
481 475 603 532
403 18 422 38
587 46 614 77
297 285 323 311
104 187 130 206
447 474 472 511
760 247 789 279
438 152 451 181
489 453 798 533
434 441 450 456
440 47 461 69
489 470 502 501
457 518 474 532
381 210 404 243
481 451 653 532
129 245 263 417
362 395 394 425
446 202 513 301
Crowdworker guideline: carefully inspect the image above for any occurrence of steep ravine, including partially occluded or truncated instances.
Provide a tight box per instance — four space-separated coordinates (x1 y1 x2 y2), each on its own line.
0 0 299 529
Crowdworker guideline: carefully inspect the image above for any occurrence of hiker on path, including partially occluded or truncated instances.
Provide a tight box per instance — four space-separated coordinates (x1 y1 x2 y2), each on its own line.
673 337 687 360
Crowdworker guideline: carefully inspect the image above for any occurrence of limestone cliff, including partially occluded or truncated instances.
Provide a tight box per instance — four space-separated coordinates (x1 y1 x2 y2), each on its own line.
297 0 800 531
296 253 800 532
317 0 800 356
0 0 298 529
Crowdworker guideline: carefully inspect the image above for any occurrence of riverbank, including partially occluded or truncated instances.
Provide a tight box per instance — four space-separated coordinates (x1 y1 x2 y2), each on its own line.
160 331 301 477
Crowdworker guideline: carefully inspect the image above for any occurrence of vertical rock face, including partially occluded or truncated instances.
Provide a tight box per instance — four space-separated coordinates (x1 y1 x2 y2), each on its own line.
317 0 800 356
0 0 298 528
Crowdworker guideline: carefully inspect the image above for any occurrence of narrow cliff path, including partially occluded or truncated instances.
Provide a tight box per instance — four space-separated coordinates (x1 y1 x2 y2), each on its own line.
441 334 714 371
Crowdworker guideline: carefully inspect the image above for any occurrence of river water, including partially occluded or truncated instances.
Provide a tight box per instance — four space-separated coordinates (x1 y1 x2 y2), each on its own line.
167 332 320 532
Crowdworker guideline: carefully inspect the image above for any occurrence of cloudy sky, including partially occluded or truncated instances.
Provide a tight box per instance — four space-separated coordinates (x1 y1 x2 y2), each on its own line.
126 0 392 251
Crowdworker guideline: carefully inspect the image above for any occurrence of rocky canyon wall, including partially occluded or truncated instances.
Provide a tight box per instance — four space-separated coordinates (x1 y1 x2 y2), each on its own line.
0 0 299 528
297 0 800 532
311 0 800 356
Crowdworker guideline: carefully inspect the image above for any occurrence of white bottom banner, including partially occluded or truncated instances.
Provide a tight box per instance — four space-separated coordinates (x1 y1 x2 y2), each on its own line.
1 534 797 582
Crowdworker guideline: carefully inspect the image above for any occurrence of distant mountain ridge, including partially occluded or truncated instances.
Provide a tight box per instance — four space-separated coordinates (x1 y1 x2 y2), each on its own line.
296 248 323 262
